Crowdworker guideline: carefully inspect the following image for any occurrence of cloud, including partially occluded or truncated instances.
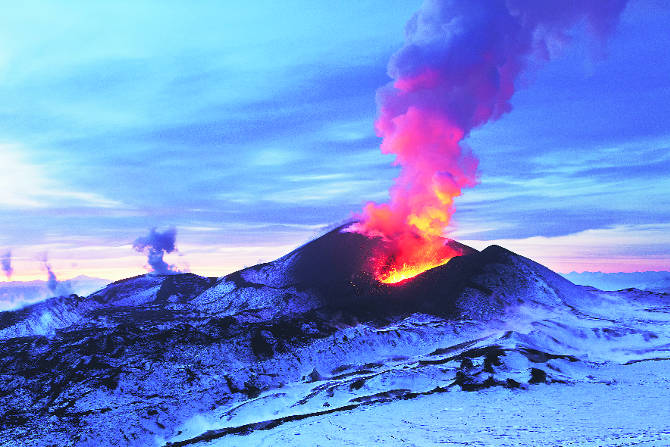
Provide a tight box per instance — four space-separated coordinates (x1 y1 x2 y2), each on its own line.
0 145 124 210
142 62 386 151
461 223 670 273
445 136 670 241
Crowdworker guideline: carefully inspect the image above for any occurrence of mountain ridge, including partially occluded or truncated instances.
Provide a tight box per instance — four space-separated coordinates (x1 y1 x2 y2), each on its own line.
0 275 110 312
0 226 668 446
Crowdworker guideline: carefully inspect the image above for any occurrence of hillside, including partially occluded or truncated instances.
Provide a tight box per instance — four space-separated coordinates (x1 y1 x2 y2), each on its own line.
0 226 668 446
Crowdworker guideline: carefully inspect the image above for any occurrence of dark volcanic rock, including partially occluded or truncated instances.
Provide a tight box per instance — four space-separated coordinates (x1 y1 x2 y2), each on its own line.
0 224 650 446
210 226 593 325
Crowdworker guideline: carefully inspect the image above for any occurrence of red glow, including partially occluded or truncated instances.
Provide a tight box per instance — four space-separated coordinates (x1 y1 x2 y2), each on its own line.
352 104 476 283
372 232 462 284
351 1 628 284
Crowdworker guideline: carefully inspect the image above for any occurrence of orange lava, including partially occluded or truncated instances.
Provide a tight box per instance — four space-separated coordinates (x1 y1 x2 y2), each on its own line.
349 105 476 286
366 232 462 285
377 257 452 284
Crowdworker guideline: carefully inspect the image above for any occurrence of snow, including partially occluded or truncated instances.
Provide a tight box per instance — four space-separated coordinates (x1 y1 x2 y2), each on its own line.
224 361 670 447
2 233 669 447
160 287 670 447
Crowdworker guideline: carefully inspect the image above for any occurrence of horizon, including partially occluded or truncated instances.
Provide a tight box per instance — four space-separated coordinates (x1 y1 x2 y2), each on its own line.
1 1 669 282
3 232 670 285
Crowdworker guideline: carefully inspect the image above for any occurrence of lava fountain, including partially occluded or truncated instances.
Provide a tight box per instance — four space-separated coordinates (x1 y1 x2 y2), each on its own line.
350 0 627 284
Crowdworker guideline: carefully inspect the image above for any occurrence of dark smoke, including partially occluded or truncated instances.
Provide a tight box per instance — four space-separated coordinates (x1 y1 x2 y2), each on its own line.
133 227 180 275
42 257 72 297
2 251 12 279
353 0 628 281
45 263 58 293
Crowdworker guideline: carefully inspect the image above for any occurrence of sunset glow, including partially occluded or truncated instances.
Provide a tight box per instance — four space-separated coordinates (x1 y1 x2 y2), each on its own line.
0 1 668 295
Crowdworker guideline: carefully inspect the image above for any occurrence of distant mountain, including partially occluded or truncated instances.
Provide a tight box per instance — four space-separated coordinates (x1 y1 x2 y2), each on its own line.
0 226 668 446
0 275 110 311
562 271 670 292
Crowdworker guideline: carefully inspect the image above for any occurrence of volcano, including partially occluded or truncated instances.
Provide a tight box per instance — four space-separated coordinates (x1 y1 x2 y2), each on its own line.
1 227 669 446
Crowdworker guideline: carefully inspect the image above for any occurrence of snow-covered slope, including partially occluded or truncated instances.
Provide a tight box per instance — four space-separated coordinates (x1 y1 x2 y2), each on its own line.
0 226 668 446
0 275 110 311
0 274 215 339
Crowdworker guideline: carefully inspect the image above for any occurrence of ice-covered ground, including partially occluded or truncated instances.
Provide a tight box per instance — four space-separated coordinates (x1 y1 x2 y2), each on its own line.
231 361 670 447
160 287 670 447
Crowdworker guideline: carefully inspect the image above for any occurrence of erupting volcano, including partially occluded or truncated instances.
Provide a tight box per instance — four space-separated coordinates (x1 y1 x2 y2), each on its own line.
352 0 627 283
371 232 466 284
352 103 476 283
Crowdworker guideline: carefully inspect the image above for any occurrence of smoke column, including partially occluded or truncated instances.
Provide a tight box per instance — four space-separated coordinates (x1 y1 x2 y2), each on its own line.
41 257 72 296
133 227 179 275
45 262 58 293
1 251 12 279
353 0 628 283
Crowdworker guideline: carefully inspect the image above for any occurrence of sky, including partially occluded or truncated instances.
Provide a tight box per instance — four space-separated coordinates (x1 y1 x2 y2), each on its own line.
0 0 669 282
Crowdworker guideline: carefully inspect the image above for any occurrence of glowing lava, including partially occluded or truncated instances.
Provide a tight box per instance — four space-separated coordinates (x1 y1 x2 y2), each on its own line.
351 107 475 284
369 232 464 284
377 258 451 284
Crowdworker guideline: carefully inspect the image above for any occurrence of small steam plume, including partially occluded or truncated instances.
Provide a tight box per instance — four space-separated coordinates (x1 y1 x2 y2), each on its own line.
2 251 12 279
353 0 628 283
133 227 180 275
45 263 58 293
42 256 72 296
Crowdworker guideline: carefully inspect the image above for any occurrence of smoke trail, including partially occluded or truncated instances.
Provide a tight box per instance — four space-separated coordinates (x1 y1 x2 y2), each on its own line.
1 251 12 279
353 0 628 282
45 262 58 293
42 257 73 296
133 227 180 275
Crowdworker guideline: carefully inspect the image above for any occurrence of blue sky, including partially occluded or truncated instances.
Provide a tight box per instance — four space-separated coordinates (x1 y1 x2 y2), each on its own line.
0 0 669 280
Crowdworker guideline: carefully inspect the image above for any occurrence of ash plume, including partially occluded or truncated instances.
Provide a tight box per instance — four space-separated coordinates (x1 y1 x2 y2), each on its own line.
133 227 180 275
353 0 628 281
2 250 12 279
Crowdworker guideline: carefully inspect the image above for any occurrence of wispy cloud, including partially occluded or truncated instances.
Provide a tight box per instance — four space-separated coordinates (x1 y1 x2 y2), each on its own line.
462 224 670 273
0 145 124 209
